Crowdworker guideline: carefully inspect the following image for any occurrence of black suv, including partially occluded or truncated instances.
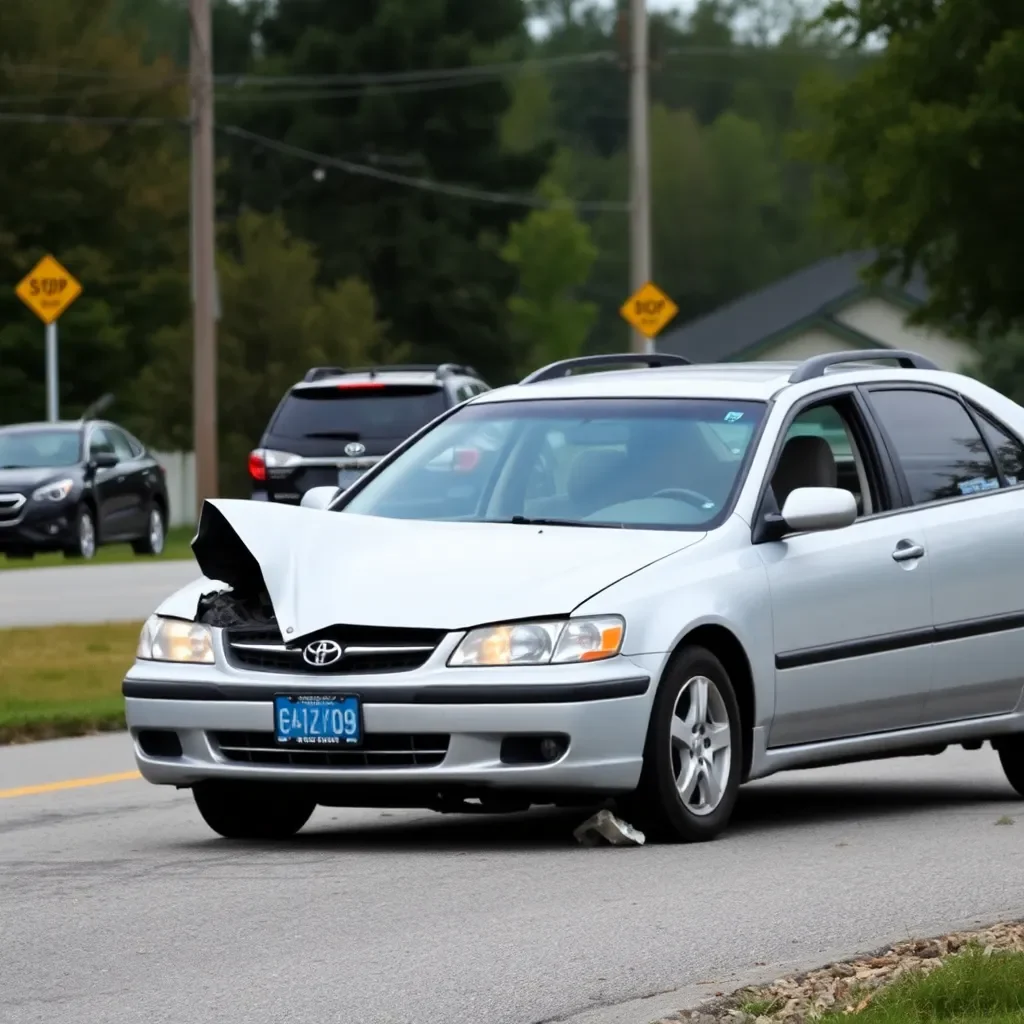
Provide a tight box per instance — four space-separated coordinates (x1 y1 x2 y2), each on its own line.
249 363 490 503
0 419 170 560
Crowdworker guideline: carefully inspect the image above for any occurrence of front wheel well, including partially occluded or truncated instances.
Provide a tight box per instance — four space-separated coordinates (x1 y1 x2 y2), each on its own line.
669 624 756 782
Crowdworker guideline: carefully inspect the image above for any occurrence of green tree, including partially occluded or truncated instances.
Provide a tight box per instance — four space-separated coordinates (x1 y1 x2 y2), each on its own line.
0 0 190 426
225 0 552 386
134 209 395 496
802 0 1024 336
500 183 598 374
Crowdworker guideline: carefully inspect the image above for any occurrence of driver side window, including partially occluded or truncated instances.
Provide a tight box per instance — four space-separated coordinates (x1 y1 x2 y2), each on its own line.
89 427 117 460
773 399 878 517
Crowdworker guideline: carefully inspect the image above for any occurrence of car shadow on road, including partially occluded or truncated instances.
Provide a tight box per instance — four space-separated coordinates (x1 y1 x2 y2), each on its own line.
727 776 1018 838
170 774 1019 853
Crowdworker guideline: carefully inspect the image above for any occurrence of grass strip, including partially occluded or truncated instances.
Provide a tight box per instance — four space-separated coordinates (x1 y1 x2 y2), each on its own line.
0 621 142 743
822 946 1024 1022
0 526 194 570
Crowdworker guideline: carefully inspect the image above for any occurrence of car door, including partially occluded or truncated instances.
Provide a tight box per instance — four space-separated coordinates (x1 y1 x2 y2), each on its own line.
862 385 1024 722
105 425 149 534
87 426 132 537
756 390 935 748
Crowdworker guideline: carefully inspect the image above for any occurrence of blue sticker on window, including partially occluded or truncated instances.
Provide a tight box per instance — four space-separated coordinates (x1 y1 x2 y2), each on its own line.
723 411 744 423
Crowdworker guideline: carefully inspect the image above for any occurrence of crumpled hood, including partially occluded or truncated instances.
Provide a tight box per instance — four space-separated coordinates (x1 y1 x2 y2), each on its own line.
166 498 705 638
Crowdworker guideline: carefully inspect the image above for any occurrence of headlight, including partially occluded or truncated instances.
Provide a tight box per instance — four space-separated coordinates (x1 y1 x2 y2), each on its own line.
448 615 624 667
136 615 215 664
32 478 74 502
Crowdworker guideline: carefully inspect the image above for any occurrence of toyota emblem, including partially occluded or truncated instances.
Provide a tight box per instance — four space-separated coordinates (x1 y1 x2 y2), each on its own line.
344 442 366 457
302 639 344 667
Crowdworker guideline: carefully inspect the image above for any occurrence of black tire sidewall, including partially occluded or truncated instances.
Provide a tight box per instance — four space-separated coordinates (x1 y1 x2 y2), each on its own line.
193 781 315 840
997 741 1024 798
134 503 165 555
632 645 743 842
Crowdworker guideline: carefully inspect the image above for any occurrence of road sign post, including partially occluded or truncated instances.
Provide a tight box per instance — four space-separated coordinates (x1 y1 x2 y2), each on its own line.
620 281 678 344
15 254 83 422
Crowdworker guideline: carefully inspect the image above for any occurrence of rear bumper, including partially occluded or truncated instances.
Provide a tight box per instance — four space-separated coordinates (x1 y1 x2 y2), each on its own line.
123 655 661 796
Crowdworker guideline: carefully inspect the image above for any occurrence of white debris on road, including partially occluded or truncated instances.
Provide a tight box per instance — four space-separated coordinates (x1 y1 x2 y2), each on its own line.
573 809 646 846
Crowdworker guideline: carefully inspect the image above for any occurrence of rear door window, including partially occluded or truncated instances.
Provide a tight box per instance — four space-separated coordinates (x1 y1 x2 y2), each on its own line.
270 385 447 441
867 388 1000 504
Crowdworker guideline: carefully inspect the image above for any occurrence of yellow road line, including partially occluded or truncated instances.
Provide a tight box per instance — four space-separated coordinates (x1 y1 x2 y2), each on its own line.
0 770 141 800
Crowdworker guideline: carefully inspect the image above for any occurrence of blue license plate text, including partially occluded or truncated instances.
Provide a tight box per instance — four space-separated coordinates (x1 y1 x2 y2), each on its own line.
273 695 362 747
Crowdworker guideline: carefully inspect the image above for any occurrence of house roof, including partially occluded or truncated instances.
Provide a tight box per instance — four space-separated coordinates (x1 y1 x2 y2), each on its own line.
657 250 930 363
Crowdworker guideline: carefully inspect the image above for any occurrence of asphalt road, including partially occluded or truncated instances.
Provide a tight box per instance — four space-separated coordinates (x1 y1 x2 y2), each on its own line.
0 560 199 627
2 736 1022 1024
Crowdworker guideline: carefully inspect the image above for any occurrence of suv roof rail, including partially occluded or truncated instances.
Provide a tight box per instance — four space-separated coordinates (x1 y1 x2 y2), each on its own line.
520 352 692 385
788 349 940 384
303 366 348 382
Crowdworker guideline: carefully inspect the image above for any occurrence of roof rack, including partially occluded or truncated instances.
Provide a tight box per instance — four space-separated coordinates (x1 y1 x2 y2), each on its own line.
520 353 692 385
302 363 481 383
788 349 939 384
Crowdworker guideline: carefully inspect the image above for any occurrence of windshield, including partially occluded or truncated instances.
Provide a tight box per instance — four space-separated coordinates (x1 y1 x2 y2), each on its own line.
0 428 82 469
339 397 765 530
270 384 448 441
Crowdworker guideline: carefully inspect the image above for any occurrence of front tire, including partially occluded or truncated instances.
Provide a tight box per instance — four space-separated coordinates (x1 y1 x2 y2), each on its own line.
63 505 97 560
996 737 1024 798
622 645 743 843
192 781 316 840
131 504 166 556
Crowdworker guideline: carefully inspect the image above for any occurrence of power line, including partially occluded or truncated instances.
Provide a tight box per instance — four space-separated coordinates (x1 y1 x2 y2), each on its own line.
0 111 186 126
220 124 629 212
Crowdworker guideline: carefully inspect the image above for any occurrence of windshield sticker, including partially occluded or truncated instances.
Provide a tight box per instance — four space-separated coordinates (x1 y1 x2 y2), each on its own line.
723 411 744 423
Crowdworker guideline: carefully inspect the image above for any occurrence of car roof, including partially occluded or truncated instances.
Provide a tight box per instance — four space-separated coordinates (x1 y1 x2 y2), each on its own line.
471 359 963 405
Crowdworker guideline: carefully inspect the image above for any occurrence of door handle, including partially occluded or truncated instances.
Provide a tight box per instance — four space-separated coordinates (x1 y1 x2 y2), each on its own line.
892 540 925 562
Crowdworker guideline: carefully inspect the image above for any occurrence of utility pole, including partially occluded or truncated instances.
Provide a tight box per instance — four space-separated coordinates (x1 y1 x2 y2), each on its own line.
628 0 652 354
190 0 218 519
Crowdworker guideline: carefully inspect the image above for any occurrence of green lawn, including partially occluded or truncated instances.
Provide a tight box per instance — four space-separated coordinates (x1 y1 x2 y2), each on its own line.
824 947 1024 1023
0 525 194 570
0 621 141 743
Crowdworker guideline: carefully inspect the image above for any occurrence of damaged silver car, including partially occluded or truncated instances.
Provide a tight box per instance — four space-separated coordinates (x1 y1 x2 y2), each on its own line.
125 350 1024 842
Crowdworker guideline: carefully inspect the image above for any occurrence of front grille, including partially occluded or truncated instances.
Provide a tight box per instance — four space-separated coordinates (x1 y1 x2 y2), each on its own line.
224 624 445 674
0 493 26 524
213 731 450 768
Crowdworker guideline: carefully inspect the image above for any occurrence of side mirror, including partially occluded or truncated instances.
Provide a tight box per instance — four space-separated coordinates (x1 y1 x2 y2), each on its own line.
300 486 338 511
91 451 119 469
779 486 857 534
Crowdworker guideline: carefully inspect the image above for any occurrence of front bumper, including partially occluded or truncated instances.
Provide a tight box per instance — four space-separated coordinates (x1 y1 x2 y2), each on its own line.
0 497 76 552
123 634 662 797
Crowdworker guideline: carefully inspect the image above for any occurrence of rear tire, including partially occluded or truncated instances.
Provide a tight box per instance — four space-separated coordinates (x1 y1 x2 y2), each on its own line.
131 504 166 556
996 737 1024 797
63 505 97 560
620 645 743 843
192 781 316 840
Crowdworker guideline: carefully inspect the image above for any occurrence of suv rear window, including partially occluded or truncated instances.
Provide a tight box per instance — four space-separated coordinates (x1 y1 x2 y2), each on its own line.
269 384 448 440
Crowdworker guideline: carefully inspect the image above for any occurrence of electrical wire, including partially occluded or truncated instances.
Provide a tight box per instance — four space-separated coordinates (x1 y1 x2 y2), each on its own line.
220 124 629 212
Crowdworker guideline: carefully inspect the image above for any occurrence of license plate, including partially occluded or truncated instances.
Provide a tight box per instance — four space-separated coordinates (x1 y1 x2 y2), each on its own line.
338 468 364 490
273 694 362 747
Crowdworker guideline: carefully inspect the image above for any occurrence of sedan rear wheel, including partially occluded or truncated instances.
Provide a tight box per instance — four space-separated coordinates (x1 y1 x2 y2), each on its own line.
623 645 743 843
192 781 316 840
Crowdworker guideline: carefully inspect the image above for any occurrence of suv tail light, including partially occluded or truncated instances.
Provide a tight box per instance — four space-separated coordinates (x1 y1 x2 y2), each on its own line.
249 448 302 481
248 450 267 481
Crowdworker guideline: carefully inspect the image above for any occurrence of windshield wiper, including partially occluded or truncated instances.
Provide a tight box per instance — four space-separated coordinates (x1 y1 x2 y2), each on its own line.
502 515 623 529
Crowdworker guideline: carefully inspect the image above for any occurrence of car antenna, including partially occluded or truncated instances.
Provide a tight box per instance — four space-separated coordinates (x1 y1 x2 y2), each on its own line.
79 392 114 422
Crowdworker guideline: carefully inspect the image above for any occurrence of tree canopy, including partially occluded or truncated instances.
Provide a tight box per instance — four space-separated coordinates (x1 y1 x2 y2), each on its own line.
805 0 1024 337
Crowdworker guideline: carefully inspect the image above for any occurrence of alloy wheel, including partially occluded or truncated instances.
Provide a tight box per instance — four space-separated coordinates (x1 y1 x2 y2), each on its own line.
669 674 732 816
